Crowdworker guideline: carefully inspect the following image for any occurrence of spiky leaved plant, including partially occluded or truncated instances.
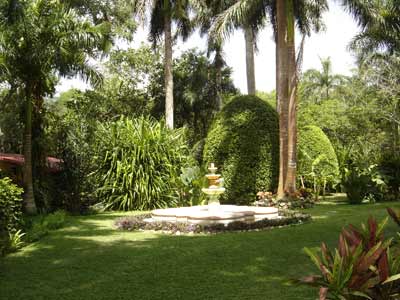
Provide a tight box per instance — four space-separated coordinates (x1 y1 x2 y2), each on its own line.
94 116 191 211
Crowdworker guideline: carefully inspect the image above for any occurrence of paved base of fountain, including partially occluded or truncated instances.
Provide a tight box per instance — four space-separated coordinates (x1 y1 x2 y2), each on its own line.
145 205 279 225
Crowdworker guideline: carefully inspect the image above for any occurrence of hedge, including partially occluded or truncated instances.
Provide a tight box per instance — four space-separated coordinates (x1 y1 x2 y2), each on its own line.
203 95 279 205
298 125 339 185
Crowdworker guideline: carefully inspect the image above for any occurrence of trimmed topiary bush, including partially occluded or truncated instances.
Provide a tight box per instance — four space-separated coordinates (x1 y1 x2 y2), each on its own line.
298 125 339 188
203 95 279 205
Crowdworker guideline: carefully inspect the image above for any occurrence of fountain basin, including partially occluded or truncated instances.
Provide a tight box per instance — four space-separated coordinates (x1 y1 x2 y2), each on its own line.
148 205 279 225
201 187 226 195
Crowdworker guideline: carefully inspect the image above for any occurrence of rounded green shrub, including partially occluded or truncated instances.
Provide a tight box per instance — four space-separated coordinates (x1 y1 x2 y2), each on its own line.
94 116 191 211
298 125 339 186
203 95 279 205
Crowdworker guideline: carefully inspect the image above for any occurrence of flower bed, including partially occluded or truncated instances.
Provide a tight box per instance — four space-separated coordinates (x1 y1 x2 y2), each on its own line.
114 211 311 234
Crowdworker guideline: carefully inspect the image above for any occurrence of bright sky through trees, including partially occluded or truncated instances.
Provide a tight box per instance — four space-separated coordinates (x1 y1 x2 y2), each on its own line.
57 0 359 94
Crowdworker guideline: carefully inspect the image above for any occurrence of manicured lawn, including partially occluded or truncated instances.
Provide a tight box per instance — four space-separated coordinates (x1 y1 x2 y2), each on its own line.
1 200 400 300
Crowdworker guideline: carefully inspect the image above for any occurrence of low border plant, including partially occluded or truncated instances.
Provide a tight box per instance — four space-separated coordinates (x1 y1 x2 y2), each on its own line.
114 211 311 234
25 210 67 243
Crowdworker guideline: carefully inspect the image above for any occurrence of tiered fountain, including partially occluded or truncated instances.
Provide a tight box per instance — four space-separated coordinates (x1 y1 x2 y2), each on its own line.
148 163 279 225
201 163 225 209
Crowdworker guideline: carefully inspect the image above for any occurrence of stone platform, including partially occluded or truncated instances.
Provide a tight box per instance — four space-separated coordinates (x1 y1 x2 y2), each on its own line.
146 205 279 225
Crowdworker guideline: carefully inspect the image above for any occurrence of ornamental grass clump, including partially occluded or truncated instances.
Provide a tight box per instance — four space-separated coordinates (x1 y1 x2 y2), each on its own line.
94 116 191 211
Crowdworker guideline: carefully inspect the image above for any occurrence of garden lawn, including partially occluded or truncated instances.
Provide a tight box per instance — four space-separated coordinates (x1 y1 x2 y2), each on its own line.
1 200 400 300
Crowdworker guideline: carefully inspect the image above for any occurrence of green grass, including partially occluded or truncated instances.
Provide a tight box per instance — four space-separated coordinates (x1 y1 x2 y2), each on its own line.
1 201 400 300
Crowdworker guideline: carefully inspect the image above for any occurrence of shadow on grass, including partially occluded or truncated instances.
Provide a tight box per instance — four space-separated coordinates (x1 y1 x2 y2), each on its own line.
1 202 400 300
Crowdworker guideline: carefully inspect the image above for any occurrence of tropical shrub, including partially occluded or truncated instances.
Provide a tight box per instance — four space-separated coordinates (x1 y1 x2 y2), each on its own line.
343 163 388 204
379 155 400 201
49 111 98 213
298 125 340 196
300 217 400 299
94 116 191 210
203 95 279 205
177 166 207 206
25 222 49 243
25 210 67 242
0 177 23 256
42 210 67 230
7 230 25 253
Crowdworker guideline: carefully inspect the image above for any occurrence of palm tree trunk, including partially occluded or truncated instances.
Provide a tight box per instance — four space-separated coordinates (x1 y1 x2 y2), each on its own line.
244 26 256 95
23 91 37 215
276 0 289 199
285 0 297 194
164 14 174 129
215 45 223 111
276 41 280 113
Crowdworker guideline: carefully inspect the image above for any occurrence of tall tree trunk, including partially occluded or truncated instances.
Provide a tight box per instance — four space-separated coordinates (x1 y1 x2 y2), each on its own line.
215 45 223 111
244 26 256 95
23 91 37 215
276 41 280 113
285 0 297 194
164 14 174 129
276 0 289 198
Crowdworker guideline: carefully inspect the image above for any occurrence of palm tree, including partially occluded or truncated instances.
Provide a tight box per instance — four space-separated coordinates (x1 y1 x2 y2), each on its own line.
192 0 233 110
339 0 400 58
205 0 268 96
0 0 107 214
301 57 347 102
134 0 192 129
211 0 327 198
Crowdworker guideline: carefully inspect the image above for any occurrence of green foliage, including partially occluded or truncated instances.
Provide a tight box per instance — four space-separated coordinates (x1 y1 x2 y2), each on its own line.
1 202 400 299
0 90 24 153
150 48 238 143
25 210 67 242
301 217 400 300
379 153 400 201
343 160 388 204
94 116 191 211
46 111 98 213
203 95 279 205
53 47 238 147
298 125 339 190
177 166 207 206
26 222 49 243
0 177 23 256
7 229 25 253
256 90 276 109
340 152 389 204
42 210 67 230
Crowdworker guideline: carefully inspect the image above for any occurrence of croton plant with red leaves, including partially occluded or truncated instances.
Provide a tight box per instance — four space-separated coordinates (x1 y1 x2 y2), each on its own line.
300 215 400 300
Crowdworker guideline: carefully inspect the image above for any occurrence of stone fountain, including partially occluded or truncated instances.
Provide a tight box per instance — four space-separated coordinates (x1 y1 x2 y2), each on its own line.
148 163 279 225
201 162 225 209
